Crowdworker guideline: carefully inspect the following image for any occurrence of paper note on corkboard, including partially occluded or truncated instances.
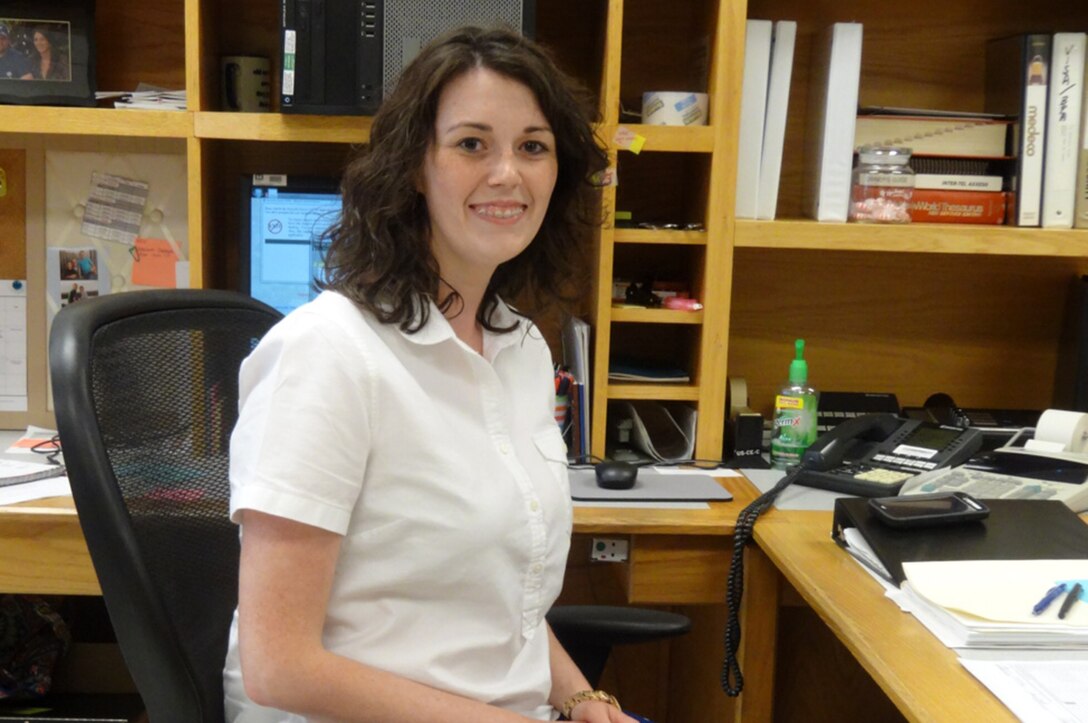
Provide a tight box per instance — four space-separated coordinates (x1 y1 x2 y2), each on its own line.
0 149 27 280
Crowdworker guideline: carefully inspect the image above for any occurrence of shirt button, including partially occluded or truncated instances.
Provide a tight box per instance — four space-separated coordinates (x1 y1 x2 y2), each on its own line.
530 500 540 512
532 564 543 574
499 442 510 455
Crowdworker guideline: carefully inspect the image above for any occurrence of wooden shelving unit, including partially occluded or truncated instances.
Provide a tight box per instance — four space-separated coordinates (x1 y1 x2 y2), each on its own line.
6 0 1088 517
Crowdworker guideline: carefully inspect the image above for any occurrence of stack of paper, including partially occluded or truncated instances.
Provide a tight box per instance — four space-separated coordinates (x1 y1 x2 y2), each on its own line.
891 559 1088 649
97 87 187 111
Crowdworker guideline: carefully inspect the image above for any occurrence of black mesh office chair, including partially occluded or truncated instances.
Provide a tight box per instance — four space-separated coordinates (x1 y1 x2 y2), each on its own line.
49 289 689 722
50 290 282 723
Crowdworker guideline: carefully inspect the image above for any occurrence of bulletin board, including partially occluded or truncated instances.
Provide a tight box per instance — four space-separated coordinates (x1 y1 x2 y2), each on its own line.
0 138 187 431
41 149 189 412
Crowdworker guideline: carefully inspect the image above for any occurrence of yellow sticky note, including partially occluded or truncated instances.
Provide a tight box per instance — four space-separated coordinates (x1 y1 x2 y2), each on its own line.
612 125 646 154
132 237 180 288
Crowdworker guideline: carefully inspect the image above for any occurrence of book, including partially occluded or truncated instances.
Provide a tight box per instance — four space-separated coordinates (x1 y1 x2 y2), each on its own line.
1043 33 1087 228
854 114 1011 158
608 358 690 383
0 458 66 488
804 22 863 222
913 174 1004 192
756 20 797 220
734 19 773 219
1077 44 1088 228
985 34 1052 227
908 188 1009 224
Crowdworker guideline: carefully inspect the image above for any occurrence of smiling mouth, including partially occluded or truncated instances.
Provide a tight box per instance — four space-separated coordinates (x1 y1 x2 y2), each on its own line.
470 204 527 220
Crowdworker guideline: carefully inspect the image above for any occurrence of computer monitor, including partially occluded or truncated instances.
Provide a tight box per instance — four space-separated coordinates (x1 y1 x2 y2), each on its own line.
239 174 342 315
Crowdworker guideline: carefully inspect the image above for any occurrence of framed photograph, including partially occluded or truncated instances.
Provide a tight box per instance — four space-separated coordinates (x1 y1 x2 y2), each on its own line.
0 0 95 107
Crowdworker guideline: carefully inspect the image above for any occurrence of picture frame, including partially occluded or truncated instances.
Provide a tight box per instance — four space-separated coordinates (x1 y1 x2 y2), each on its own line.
0 0 95 107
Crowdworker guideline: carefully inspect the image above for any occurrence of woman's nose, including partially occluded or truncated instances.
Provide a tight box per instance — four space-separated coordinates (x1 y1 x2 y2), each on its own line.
488 150 521 186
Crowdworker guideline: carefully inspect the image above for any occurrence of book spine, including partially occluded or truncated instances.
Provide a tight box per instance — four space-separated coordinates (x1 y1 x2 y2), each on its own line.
1018 34 1052 226
908 189 1008 224
805 22 863 222
735 19 773 219
756 20 797 220
1042 33 1087 228
913 174 1004 192
1076 45 1088 228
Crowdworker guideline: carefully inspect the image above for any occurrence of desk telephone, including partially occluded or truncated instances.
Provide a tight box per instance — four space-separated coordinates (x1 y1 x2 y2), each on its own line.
794 413 985 497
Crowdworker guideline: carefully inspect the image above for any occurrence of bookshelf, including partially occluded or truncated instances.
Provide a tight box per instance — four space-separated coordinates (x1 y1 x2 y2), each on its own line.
4 0 1088 492
732 0 1088 426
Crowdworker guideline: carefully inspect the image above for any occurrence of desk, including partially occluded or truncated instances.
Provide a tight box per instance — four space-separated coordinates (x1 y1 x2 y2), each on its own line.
755 509 1016 723
0 495 98 595
0 474 1031 723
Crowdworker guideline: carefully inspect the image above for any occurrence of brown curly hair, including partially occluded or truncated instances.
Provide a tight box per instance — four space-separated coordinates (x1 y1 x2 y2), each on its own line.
320 25 608 333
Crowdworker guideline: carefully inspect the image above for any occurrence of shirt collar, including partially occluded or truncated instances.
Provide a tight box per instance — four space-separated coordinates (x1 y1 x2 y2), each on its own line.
396 296 527 356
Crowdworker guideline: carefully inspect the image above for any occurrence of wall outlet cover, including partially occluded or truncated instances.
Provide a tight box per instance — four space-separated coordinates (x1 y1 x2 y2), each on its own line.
591 537 629 562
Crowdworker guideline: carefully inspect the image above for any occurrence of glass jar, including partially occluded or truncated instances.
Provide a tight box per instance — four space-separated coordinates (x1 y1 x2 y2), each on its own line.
849 146 914 223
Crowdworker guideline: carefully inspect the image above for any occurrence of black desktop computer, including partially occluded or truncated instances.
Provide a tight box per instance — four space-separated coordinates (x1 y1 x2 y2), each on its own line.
280 0 536 115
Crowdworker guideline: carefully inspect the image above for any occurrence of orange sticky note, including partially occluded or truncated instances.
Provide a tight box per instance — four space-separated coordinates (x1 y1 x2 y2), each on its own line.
132 237 179 288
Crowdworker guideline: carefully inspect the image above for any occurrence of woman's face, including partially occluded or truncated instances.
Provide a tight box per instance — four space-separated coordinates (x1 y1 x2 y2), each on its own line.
33 32 50 53
419 67 558 290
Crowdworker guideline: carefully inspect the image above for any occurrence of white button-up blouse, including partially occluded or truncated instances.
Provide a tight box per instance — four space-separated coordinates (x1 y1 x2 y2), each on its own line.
223 290 572 721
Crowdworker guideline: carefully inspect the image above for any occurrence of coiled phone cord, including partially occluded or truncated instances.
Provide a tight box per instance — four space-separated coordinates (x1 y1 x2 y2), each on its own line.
721 466 802 696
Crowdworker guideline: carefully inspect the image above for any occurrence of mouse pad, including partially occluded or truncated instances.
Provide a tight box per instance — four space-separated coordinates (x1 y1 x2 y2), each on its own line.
568 469 733 502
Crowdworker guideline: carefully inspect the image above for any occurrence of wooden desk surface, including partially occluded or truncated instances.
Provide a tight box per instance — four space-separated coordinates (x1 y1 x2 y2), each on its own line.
0 495 99 595
754 509 1016 723
0 473 756 598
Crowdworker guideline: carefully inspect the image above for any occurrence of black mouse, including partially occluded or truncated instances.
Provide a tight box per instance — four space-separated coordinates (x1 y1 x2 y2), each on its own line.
595 461 638 490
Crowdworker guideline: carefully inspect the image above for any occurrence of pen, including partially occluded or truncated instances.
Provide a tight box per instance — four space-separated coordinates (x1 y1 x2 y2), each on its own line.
1031 582 1067 616
1058 582 1083 620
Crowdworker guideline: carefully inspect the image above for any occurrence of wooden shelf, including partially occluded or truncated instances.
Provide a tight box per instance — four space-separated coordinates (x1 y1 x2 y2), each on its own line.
625 124 715 153
610 307 704 324
194 112 372 143
606 383 700 401
0 106 191 138
614 228 708 245
734 219 1088 257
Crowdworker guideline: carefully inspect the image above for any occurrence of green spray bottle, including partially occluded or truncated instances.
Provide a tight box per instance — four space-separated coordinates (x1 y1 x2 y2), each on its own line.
770 339 818 468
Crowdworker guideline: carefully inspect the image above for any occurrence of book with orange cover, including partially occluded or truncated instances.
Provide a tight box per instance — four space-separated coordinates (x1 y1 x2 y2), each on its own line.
908 189 1009 224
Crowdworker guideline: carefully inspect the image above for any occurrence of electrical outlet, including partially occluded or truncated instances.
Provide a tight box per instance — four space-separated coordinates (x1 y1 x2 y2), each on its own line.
590 537 628 562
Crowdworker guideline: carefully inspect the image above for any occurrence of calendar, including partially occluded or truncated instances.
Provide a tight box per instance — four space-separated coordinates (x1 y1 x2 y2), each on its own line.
0 281 28 412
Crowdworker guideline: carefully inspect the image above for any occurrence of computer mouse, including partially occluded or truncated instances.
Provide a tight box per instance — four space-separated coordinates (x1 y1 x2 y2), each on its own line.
595 461 638 490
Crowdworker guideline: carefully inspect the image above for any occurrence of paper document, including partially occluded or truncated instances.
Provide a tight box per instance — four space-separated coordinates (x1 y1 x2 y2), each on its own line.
960 649 1088 723
0 281 28 412
904 559 1088 626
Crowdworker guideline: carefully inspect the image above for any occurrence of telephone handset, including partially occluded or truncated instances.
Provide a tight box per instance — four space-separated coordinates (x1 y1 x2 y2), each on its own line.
795 413 984 496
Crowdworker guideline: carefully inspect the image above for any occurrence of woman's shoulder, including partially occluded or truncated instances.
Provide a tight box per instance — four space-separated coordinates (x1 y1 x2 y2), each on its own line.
273 290 376 342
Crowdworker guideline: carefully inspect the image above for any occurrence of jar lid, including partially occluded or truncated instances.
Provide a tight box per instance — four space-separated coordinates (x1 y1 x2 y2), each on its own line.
857 145 912 164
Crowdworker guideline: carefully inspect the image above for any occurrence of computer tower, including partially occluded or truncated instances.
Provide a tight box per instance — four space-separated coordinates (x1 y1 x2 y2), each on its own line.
281 0 536 115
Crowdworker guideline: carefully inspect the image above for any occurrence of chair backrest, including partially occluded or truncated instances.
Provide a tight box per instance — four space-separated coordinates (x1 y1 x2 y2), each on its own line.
49 290 282 723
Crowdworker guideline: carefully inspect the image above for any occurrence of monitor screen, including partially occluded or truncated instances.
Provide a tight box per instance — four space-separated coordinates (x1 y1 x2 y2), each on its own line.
240 174 341 315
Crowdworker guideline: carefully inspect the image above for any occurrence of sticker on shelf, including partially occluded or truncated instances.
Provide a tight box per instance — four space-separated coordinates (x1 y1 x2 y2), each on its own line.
613 125 646 154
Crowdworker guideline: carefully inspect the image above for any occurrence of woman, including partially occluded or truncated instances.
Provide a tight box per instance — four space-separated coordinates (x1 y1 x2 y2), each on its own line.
29 27 69 81
223 26 634 723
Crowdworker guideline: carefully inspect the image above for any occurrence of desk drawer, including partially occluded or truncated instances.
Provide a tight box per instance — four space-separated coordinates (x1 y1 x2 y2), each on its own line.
623 535 731 605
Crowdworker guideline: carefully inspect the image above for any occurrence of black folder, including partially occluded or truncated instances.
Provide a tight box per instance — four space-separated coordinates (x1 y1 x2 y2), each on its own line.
831 498 1088 584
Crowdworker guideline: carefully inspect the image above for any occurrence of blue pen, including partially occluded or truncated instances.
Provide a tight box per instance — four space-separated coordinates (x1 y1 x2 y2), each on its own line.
1032 582 1068 616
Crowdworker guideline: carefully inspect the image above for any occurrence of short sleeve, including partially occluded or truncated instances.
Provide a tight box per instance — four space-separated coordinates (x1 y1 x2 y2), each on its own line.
229 310 373 535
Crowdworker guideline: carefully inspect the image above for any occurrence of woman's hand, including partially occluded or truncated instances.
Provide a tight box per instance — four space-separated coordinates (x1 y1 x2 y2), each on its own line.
569 700 641 722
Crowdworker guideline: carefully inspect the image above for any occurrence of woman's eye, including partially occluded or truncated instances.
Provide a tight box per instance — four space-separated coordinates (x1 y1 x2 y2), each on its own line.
457 138 483 151
523 140 550 154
